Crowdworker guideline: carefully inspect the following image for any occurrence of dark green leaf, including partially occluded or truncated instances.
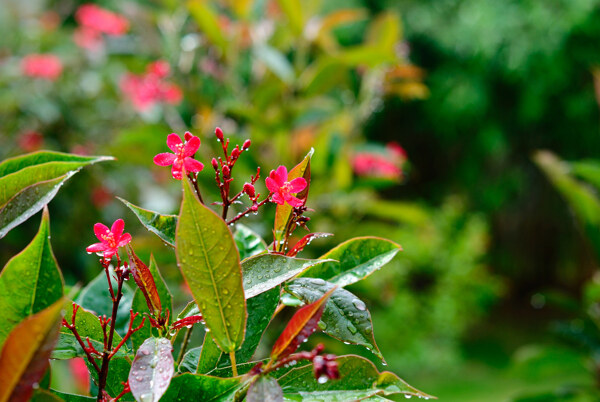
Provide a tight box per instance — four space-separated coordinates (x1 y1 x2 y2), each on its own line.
175 177 246 352
0 207 63 347
129 338 174 402
286 278 384 361
247 376 283 402
301 237 401 287
161 373 241 402
179 347 202 374
31 389 64 402
119 197 177 247
233 224 267 261
197 334 222 374
242 254 333 299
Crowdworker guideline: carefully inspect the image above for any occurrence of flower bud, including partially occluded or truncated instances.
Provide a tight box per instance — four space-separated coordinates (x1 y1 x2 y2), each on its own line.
211 158 219 170
242 139 251 150
231 146 241 159
222 165 230 176
243 183 256 197
215 127 224 141
251 204 258 212
184 131 193 141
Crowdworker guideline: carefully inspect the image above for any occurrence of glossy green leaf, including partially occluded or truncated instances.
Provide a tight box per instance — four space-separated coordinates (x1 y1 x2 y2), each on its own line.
91 357 131 398
242 254 333 299
177 301 200 320
247 376 283 402
197 334 222 374
0 207 63 348
273 149 313 250
234 224 267 261
119 197 177 247
187 0 227 51
50 390 95 401
0 151 112 238
301 237 401 287
286 278 384 361
176 177 247 352
129 338 174 402
179 347 202 374
208 361 264 378
0 298 64 402
276 355 433 400
161 373 242 402
76 268 134 336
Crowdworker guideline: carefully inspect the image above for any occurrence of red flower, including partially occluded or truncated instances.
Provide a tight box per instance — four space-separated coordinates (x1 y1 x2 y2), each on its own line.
21 54 62 81
266 166 307 207
154 132 204 180
75 4 129 36
86 219 132 259
120 61 182 112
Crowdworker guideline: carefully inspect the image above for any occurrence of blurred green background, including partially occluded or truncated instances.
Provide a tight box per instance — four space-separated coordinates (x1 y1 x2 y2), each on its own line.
3 0 600 400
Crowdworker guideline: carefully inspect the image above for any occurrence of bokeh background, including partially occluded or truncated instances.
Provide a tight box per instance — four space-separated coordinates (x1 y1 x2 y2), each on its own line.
3 0 600 400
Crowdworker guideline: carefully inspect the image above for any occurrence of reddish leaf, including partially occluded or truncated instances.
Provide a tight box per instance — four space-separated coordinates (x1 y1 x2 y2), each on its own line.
271 287 335 362
171 315 204 331
126 245 162 317
129 337 174 402
287 233 333 257
0 298 64 401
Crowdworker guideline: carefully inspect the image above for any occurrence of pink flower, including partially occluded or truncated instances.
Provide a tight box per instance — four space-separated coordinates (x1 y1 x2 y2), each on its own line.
86 219 132 259
75 4 129 36
266 166 307 207
21 54 63 81
120 61 182 112
154 132 204 180
73 27 103 51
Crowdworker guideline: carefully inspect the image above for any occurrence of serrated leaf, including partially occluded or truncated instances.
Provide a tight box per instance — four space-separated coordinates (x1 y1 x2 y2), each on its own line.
126 246 162 316
176 177 247 353
247 376 283 402
234 224 267 261
0 207 63 348
119 197 177 247
161 373 241 402
0 298 64 402
242 254 333 299
271 287 335 362
286 278 384 361
301 237 401 287
273 150 313 251
276 355 434 400
129 338 174 402
0 151 112 238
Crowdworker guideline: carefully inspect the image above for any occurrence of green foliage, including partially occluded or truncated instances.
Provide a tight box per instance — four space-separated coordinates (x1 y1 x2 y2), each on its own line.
119 198 177 247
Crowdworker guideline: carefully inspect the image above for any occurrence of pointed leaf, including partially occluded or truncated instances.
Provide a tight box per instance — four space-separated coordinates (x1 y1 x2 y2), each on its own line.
242 254 333 299
0 298 64 402
161 373 241 402
287 233 333 257
129 338 174 402
0 151 112 237
301 237 401 287
273 149 313 250
119 197 177 247
179 347 202 374
276 355 434 400
286 278 385 361
271 287 335 361
247 376 283 402
176 177 247 352
126 246 162 316
0 207 63 348
234 224 267 261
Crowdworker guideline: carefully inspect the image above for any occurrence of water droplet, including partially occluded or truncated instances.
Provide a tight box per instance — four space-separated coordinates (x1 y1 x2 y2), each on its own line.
223 289 229 295
318 321 327 330
312 278 325 285
136 376 143 381
347 323 357 334
318 375 328 384
188 250 194 256
404 395 412 399
142 350 150 355
352 299 366 311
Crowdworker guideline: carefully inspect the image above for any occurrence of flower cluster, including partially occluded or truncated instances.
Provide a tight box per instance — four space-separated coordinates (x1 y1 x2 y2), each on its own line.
153 132 204 180
21 54 63 81
120 61 182 112
74 4 129 51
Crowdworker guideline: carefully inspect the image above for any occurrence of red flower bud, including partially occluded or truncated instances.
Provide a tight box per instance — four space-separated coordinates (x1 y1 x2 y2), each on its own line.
215 127 224 141
243 183 256 197
231 146 241 159
211 158 219 170
242 139 251 150
222 165 230 176
184 131 193 141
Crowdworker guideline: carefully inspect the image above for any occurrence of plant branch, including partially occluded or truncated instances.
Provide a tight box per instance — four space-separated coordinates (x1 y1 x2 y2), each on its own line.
62 303 101 373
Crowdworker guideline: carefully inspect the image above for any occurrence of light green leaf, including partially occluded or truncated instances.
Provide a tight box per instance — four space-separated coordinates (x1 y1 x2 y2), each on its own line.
176 177 246 352
179 346 202 374
234 224 267 261
254 45 295 84
161 373 242 401
0 207 63 348
301 237 401 287
119 197 177 247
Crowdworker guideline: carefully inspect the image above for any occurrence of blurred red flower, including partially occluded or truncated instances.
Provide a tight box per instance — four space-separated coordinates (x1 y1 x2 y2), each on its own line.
120 61 182 112
21 54 62 81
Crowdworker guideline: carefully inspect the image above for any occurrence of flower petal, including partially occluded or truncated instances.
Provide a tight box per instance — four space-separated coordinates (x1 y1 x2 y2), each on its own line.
117 233 132 247
167 133 183 152
275 165 288 183
288 177 307 193
171 159 183 180
265 177 280 193
86 243 107 252
183 136 200 156
271 191 285 205
111 219 125 238
153 153 176 166
184 157 204 172
103 249 117 259
93 223 110 241
285 194 304 207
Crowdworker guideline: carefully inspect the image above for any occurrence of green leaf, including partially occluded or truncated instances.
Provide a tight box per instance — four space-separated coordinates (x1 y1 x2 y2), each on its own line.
286 278 385 361
119 197 177 247
197 334 223 374
276 355 433 400
301 237 401 287
242 254 333 299
177 301 200 320
0 298 65 402
275 0 303 35
76 268 134 336
208 361 264 378
161 373 242 402
176 177 247 352
187 0 227 52
31 389 64 402
218 286 281 367
0 151 112 238
253 45 295 84
129 338 174 402
247 376 283 402
179 347 202 374
50 390 95 401
92 357 131 398
0 207 63 348
571 159 600 191
234 224 267 261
